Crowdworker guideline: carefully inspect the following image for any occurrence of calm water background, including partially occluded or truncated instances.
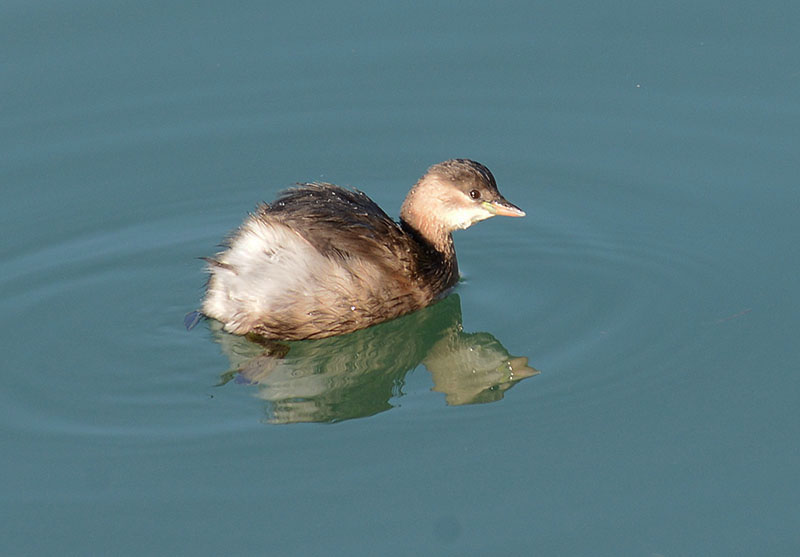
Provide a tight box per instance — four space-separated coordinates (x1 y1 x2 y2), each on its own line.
2 1 799 555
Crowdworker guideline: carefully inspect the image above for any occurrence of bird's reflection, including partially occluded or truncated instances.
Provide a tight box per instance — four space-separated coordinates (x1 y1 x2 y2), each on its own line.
209 294 538 423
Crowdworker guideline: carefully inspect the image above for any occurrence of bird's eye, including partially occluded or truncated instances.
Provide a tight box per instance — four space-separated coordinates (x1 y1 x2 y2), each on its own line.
469 189 481 200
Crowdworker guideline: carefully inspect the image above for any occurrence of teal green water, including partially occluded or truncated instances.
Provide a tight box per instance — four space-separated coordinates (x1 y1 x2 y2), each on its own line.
3 1 799 555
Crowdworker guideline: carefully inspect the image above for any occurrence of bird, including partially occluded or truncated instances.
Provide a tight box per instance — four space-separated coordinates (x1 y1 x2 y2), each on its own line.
196 159 524 340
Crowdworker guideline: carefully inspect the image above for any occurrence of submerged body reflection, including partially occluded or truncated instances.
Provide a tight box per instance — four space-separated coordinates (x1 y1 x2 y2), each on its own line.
210 294 537 423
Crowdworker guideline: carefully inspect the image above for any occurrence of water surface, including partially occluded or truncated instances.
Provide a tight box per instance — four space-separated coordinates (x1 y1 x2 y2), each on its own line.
2 1 799 555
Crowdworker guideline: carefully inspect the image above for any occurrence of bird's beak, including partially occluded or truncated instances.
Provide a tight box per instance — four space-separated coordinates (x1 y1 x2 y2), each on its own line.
482 198 526 217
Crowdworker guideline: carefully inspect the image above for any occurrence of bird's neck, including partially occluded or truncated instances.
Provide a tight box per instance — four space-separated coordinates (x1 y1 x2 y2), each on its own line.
400 181 453 253
400 218 459 294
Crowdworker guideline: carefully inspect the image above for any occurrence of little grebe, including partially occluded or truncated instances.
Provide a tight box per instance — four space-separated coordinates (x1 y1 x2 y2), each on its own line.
199 159 524 340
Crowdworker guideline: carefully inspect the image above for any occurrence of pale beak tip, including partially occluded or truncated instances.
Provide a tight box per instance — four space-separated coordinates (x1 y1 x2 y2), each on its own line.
495 204 526 218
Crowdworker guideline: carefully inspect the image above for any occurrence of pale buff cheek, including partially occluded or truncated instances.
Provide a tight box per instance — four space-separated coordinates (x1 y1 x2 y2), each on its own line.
403 184 491 237
443 206 493 230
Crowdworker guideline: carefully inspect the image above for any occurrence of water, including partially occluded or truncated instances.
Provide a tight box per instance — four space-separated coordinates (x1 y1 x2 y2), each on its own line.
2 1 799 555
